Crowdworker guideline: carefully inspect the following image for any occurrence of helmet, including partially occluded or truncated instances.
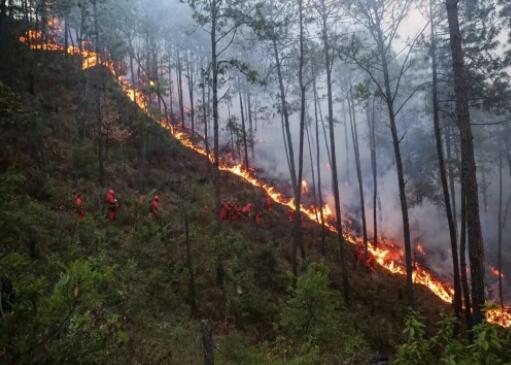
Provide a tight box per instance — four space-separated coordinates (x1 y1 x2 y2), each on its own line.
154 195 160 201
108 189 115 195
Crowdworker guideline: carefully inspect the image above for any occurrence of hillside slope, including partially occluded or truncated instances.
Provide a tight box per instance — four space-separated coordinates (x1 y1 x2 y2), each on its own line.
0 45 451 364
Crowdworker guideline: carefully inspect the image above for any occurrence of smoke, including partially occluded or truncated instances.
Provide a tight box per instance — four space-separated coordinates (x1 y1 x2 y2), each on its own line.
90 0 510 302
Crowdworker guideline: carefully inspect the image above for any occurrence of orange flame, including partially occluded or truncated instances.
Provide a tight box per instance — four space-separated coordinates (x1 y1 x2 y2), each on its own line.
301 180 309 194
490 266 505 278
416 243 426 256
19 22 511 328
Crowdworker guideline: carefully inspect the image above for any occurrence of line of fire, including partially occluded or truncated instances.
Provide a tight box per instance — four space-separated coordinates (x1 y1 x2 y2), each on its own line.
18 17 511 329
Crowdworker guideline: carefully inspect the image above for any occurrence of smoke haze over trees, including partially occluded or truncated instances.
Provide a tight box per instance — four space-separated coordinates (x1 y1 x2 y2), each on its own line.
1 0 511 362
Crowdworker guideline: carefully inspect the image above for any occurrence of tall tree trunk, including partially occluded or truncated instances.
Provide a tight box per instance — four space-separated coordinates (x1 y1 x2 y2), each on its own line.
200 321 214 365
128 38 137 103
460 169 472 328
445 123 458 234
313 73 327 254
445 0 486 324
92 0 104 186
187 52 195 134
40 0 47 43
506 124 511 177
348 90 368 259
305 118 319 225
177 49 185 129
0 0 6 46
168 53 174 117
238 86 249 170
386 104 414 307
155 51 162 114
460 170 473 327
320 0 350 303
202 66 210 172
430 0 462 319
342 101 351 182
246 84 254 158
372 4 414 307
497 149 504 308
292 0 307 279
64 13 69 56
272 38 297 188
78 0 85 53
280 114 293 180
367 98 378 248
211 0 221 228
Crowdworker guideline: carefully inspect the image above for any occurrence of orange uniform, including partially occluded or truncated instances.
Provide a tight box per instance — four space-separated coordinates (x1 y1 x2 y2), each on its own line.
264 197 273 212
150 195 160 220
106 189 119 222
75 194 84 219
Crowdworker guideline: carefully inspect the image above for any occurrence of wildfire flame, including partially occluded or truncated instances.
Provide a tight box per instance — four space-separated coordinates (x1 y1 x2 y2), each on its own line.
416 243 426 256
18 21 511 329
301 180 309 194
490 266 505 278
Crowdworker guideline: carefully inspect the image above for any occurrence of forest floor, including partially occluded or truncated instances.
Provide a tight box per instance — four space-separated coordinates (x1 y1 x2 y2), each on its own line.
0 43 451 364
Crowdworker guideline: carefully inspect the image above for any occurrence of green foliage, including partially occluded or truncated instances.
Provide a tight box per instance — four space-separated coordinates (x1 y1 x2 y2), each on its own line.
0 253 122 364
0 83 35 132
392 311 511 365
279 263 338 346
392 311 432 365
71 143 97 179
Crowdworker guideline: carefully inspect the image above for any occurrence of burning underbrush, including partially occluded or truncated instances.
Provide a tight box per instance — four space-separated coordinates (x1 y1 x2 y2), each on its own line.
17 20 511 328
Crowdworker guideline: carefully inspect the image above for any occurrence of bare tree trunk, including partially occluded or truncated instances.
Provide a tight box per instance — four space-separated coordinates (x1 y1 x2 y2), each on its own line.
64 13 69 56
40 0 47 43
202 66 210 172
459 170 473 327
367 98 378 248
291 0 307 280
92 0 104 186
211 0 221 228
348 90 368 258
371 3 414 307
187 52 195 134
498 149 504 308
312 72 327 253
177 49 185 129
387 106 414 307
168 53 174 117
246 84 254 158
445 123 458 234
506 124 511 177
305 119 319 223
320 0 350 304
155 51 162 113
0 0 6 46
129 38 137 103
342 101 351 182
430 0 462 319
200 321 214 365
238 86 249 170
445 0 486 324
272 38 297 189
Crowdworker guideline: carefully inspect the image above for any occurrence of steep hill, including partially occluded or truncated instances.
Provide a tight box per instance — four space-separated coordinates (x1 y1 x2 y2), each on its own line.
0 43 452 364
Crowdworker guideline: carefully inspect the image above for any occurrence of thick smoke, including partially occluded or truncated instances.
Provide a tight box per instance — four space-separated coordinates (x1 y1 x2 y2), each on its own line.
123 0 510 302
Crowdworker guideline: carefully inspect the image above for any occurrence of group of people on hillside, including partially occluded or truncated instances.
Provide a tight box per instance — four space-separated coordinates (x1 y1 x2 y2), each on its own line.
219 196 274 226
74 189 160 222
